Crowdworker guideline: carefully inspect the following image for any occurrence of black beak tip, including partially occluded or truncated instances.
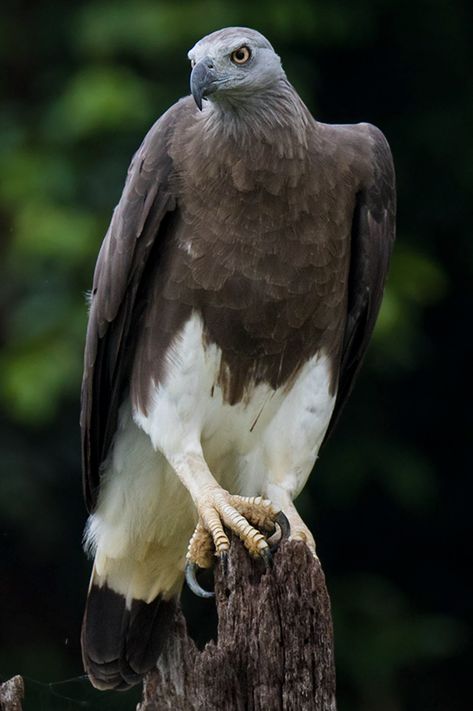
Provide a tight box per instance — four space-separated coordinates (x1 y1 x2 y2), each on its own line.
191 59 215 112
190 81 203 111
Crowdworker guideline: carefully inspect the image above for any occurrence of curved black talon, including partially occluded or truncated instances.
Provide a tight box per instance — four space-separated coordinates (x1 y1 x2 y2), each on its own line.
219 550 228 576
185 561 215 599
260 546 272 570
275 511 291 540
268 511 291 554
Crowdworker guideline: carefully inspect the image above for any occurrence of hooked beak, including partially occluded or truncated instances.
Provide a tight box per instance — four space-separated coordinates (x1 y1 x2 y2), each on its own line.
190 57 218 111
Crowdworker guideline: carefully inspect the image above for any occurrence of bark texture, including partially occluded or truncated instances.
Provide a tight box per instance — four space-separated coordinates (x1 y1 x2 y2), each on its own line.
139 539 336 711
0 676 24 711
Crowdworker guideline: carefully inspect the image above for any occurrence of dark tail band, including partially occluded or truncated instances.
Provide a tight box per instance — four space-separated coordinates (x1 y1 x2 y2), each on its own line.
81 581 176 690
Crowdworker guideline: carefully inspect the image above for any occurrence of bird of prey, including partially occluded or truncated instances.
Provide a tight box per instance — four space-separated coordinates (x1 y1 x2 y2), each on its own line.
80 27 395 690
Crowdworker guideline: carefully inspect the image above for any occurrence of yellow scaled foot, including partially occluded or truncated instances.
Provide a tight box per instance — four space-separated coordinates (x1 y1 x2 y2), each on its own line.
185 490 290 597
289 524 317 557
284 508 318 558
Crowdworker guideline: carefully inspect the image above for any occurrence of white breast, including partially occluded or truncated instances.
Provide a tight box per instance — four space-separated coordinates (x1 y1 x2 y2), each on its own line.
134 312 336 498
86 311 336 601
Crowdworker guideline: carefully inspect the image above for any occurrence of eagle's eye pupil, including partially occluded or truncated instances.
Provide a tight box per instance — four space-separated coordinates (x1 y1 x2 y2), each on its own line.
231 46 251 64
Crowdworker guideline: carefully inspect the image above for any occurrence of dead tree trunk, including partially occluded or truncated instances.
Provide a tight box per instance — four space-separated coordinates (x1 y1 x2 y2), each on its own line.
0 676 24 711
139 538 336 711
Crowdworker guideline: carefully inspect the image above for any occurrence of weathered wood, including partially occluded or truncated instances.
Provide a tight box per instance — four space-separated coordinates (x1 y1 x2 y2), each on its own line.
139 538 336 711
0 676 24 711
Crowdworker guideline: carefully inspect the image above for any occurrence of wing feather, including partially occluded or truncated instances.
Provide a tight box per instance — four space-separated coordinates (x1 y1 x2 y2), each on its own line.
81 103 182 512
324 124 396 442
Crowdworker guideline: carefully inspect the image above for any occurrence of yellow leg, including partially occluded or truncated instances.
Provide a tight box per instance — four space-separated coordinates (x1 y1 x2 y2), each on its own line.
167 451 290 596
187 492 285 565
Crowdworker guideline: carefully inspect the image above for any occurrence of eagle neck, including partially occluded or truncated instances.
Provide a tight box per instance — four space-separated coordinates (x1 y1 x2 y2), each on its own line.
199 78 313 146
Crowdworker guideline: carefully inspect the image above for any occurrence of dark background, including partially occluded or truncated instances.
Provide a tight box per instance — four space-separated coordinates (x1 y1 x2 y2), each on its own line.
0 1 471 709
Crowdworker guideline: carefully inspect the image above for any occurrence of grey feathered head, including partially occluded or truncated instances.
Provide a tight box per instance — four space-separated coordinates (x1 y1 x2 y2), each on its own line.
188 27 285 110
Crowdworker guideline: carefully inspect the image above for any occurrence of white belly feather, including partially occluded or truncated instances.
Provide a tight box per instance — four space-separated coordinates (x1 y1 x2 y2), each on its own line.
135 312 335 493
86 312 336 601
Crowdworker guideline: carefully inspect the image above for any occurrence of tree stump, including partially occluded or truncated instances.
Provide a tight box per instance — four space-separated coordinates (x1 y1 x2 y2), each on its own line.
139 538 336 711
0 676 24 711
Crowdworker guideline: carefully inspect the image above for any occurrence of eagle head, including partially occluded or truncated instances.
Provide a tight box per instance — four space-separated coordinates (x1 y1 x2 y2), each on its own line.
188 27 285 110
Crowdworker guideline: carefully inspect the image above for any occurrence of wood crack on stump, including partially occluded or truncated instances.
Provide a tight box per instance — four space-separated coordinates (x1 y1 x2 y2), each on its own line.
139 539 336 710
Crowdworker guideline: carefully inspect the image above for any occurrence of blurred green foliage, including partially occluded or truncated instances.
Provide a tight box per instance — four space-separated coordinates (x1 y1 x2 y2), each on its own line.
0 1 471 709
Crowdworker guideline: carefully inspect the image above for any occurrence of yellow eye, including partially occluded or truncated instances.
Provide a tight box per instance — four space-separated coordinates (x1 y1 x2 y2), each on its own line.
231 46 251 65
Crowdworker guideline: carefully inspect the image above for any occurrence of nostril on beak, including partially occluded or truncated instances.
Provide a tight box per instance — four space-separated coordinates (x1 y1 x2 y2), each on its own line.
206 61 214 69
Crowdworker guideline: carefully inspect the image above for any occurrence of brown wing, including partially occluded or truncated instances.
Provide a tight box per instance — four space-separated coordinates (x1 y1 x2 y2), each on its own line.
323 124 396 443
81 101 186 512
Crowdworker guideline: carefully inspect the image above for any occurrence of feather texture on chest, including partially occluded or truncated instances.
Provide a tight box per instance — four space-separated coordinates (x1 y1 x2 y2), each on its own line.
131 107 360 410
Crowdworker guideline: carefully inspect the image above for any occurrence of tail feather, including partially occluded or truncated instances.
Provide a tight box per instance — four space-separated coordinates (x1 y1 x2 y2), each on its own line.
81 576 176 690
